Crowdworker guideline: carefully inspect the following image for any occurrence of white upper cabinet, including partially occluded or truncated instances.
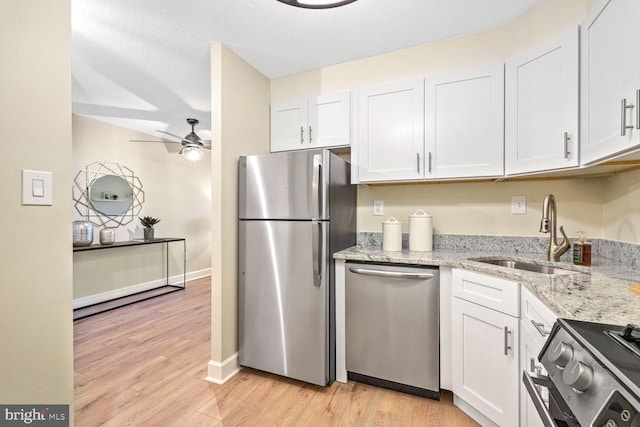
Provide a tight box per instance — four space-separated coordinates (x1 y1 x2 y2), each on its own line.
271 92 351 152
357 79 425 182
505 27 580 175
425 64 505 179
581 0 640 164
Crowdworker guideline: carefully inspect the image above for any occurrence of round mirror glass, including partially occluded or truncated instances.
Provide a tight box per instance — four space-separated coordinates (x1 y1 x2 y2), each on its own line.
89 174 133 216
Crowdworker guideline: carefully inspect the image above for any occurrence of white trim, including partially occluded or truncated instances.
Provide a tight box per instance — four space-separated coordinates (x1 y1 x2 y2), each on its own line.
73 268 211 309
334 259 347 383
205 353 240 384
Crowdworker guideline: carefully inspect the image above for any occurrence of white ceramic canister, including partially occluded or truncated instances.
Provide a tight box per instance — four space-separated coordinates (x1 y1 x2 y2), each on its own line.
409 209 433 252
382 217 402 251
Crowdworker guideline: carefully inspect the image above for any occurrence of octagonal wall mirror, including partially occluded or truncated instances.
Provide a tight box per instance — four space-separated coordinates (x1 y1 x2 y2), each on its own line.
73 161 144 227
89 174 134 216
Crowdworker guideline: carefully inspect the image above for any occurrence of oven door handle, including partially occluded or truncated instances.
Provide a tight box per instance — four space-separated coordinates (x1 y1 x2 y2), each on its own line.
523 371 558 427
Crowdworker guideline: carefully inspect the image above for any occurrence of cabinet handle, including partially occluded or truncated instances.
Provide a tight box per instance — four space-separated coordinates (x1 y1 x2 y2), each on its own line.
300 126 305 144
428 152 432 174
621 98 635 136
531 319 550 337
563 132 570 159
637 90 640 129
416 153 420 174
309 125 313 143
348 267 435 280
504 326 512 356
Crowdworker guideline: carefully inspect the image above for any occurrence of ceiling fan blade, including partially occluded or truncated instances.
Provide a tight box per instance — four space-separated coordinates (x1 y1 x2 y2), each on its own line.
156 130 185 140
129 139 180 144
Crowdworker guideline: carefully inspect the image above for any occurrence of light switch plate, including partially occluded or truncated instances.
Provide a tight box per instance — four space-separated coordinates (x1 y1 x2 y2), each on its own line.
22 169 53 206
373 200 384 216
511 196 526 214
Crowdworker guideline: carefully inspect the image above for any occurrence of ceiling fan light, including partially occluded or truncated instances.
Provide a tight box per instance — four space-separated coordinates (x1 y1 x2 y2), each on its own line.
276 0 357 9
181 146 204 161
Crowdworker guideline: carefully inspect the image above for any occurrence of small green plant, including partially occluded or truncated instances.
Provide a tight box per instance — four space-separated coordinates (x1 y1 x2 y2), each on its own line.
139 216 161 228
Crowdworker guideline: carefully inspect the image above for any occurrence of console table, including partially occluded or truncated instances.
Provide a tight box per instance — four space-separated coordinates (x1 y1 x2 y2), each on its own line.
73 238 186 320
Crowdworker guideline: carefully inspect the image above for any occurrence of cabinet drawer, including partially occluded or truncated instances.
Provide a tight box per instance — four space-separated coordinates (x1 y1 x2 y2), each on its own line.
452 269 519 317
520 286 557 342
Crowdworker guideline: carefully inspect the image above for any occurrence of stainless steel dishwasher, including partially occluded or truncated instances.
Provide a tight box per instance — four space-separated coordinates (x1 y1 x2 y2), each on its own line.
345 262 440 399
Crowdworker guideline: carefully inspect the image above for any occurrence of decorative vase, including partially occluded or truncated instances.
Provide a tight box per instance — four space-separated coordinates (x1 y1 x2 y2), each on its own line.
99 228 116 245
143 227 154 241
73 221 94 247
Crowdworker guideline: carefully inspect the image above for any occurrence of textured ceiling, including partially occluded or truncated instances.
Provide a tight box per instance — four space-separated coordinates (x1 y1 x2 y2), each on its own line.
71 0 540 143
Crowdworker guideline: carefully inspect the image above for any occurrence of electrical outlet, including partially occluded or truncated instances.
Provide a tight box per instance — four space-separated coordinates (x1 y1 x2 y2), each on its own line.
373 200 384 216
511 196 527 214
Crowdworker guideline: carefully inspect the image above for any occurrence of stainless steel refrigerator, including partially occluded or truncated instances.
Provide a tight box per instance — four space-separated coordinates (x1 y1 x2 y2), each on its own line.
238 149 356 386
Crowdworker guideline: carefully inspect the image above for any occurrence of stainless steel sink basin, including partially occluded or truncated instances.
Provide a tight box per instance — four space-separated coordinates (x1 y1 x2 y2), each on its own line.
472 258 576 275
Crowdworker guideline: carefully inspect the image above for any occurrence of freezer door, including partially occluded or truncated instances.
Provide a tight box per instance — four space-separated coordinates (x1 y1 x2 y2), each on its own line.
238 220 329 385
239 150 326 220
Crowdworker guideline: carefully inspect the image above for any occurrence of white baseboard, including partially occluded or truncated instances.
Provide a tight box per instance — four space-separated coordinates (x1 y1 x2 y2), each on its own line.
453 395 498 427
205 353 240 385
73 268 211 309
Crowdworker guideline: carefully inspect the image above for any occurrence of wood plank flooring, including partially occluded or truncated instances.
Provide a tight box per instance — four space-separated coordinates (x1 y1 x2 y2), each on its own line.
74 276 479 426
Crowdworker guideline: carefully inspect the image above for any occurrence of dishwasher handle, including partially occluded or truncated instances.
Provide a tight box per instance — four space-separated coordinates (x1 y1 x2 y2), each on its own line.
348 267 435 280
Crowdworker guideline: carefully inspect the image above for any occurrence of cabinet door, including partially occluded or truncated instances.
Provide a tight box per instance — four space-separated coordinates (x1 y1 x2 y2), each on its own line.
357 79 424 182
425 64 504 179
505 28 579 175
581 0 640 164
271 99 308 152
452 298 519 427
520 319 548 427
308 92 351 149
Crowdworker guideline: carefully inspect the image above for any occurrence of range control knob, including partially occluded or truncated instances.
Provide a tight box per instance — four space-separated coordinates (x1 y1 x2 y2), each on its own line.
563 360 594 392
548 341 574 368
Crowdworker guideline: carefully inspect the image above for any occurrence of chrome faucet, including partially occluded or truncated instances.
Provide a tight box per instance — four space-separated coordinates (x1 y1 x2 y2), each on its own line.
539 194 571 261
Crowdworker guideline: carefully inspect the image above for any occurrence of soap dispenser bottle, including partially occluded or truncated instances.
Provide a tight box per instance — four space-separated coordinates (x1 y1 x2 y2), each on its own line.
572 231 592 266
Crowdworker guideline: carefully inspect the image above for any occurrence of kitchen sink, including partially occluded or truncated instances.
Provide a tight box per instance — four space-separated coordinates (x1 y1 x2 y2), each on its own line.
471 258 576 275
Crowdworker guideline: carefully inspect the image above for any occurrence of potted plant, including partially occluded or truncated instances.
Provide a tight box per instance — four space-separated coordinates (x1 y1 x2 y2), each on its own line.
139 216 160 240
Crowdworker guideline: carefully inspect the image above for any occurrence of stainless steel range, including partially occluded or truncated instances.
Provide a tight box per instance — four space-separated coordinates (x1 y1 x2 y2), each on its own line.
524 318 640 427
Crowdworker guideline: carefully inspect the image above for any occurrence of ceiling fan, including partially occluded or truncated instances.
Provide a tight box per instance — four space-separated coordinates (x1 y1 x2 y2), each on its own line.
131 118 211 161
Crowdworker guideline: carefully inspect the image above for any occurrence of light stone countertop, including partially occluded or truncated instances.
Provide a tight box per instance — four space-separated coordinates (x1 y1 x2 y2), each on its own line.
334 245 640 327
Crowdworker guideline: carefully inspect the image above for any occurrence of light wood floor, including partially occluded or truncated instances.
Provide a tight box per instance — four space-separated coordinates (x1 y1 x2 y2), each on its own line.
74 277 479 426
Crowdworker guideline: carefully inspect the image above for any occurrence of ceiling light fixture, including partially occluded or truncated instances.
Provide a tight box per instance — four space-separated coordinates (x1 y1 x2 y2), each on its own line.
276 0 357 9
180 145 204 162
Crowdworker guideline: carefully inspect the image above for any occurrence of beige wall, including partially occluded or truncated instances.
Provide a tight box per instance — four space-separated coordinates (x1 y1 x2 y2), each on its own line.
72 115 211 298
602 169 640 243
0 0 74 411
211 45 270 362
359 178 604 238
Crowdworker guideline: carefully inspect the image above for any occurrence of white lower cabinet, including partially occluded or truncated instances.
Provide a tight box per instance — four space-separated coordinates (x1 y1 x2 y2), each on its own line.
520 287 558 427
452 269 520 427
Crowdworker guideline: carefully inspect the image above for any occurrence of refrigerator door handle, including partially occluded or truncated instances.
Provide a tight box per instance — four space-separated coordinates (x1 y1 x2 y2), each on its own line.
312 154 322 219
312 221 322 287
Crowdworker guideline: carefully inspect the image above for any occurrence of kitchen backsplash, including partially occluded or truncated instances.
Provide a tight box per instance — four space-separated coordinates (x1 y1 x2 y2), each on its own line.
356 233 640 267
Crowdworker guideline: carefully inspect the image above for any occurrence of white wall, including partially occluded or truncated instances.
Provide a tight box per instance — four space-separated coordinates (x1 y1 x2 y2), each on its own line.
0 0 74 412
72 115 211 299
